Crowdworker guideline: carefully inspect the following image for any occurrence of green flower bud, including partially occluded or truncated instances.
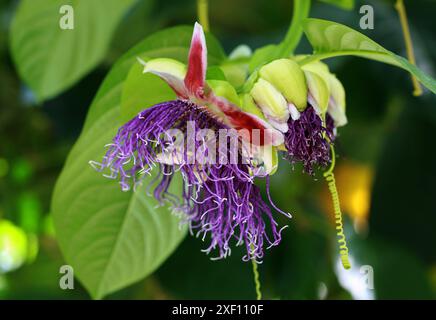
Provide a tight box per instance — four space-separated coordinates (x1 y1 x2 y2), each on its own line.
250 78 289 132
259 59 308 111
303 70 330 115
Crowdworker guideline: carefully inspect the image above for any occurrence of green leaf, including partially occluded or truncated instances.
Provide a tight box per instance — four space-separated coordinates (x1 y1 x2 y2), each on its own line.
121 63 176 122
10 0 137 102
319 0 355 10
301 19 436 94
51 26 225 299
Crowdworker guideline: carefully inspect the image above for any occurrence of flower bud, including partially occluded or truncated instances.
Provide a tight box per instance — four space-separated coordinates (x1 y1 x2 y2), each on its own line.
250 78 289 133
259 59 308 111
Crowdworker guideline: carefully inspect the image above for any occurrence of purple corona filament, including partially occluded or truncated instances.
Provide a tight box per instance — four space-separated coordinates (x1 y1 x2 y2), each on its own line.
92 100 289 261
284 106 336 174
91 23 292 261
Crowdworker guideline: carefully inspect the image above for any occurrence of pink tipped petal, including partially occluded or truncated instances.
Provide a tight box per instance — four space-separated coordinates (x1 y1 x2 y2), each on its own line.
185 22 207 98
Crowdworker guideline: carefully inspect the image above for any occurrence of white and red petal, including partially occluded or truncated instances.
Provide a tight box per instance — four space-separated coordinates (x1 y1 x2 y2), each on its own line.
184 22 207 99
209 93 284 147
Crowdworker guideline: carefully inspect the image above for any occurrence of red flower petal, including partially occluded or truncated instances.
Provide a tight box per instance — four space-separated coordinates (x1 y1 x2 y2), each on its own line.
184 22 207 98
210 94 284 146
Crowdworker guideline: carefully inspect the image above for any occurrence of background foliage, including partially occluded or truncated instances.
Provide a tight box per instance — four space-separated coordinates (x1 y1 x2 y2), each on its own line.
0 0 435 299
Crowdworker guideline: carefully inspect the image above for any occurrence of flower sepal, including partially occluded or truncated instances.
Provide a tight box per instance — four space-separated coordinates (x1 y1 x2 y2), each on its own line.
138 57 188 98
303 69 330 116
259 59 308 111
328 74 347 127
250 78 290 133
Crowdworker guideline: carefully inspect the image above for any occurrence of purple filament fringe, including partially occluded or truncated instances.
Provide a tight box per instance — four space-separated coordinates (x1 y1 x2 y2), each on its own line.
284 106 336 175
91 100 289 261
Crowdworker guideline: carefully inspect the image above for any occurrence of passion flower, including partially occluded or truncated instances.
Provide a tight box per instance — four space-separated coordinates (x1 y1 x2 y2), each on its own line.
91 23 289 261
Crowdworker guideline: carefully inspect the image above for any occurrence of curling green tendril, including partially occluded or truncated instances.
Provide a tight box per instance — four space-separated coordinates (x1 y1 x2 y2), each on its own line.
324 144 351 270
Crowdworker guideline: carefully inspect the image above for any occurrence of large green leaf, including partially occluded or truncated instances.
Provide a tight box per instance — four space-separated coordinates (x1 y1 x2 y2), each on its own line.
10 0 137 101
120 64 176 123
301 19 436 94
51 26 226 299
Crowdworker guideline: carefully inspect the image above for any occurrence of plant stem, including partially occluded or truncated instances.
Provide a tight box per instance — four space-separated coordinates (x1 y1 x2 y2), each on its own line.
278 0 311 58
251 258 262 300
395 0 422 96
197 0 210 32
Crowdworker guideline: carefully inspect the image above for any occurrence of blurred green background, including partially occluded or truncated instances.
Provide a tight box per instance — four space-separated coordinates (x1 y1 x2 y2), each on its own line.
0 0 435 299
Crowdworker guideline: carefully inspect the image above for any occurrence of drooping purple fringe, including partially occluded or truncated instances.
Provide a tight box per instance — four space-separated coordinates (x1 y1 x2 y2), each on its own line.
284 106 336 175
91 100 289 261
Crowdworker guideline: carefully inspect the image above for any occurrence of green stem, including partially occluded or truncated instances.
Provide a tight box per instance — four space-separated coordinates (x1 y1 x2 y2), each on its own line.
395 0 422 96
251 258 262 300
197 0 210 32
249 244 262 300
278 0 311 58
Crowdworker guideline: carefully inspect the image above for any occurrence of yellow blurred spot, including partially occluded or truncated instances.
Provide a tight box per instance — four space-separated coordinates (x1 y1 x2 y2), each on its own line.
0 220 28 273
320 161 373 233
349 188 370 222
